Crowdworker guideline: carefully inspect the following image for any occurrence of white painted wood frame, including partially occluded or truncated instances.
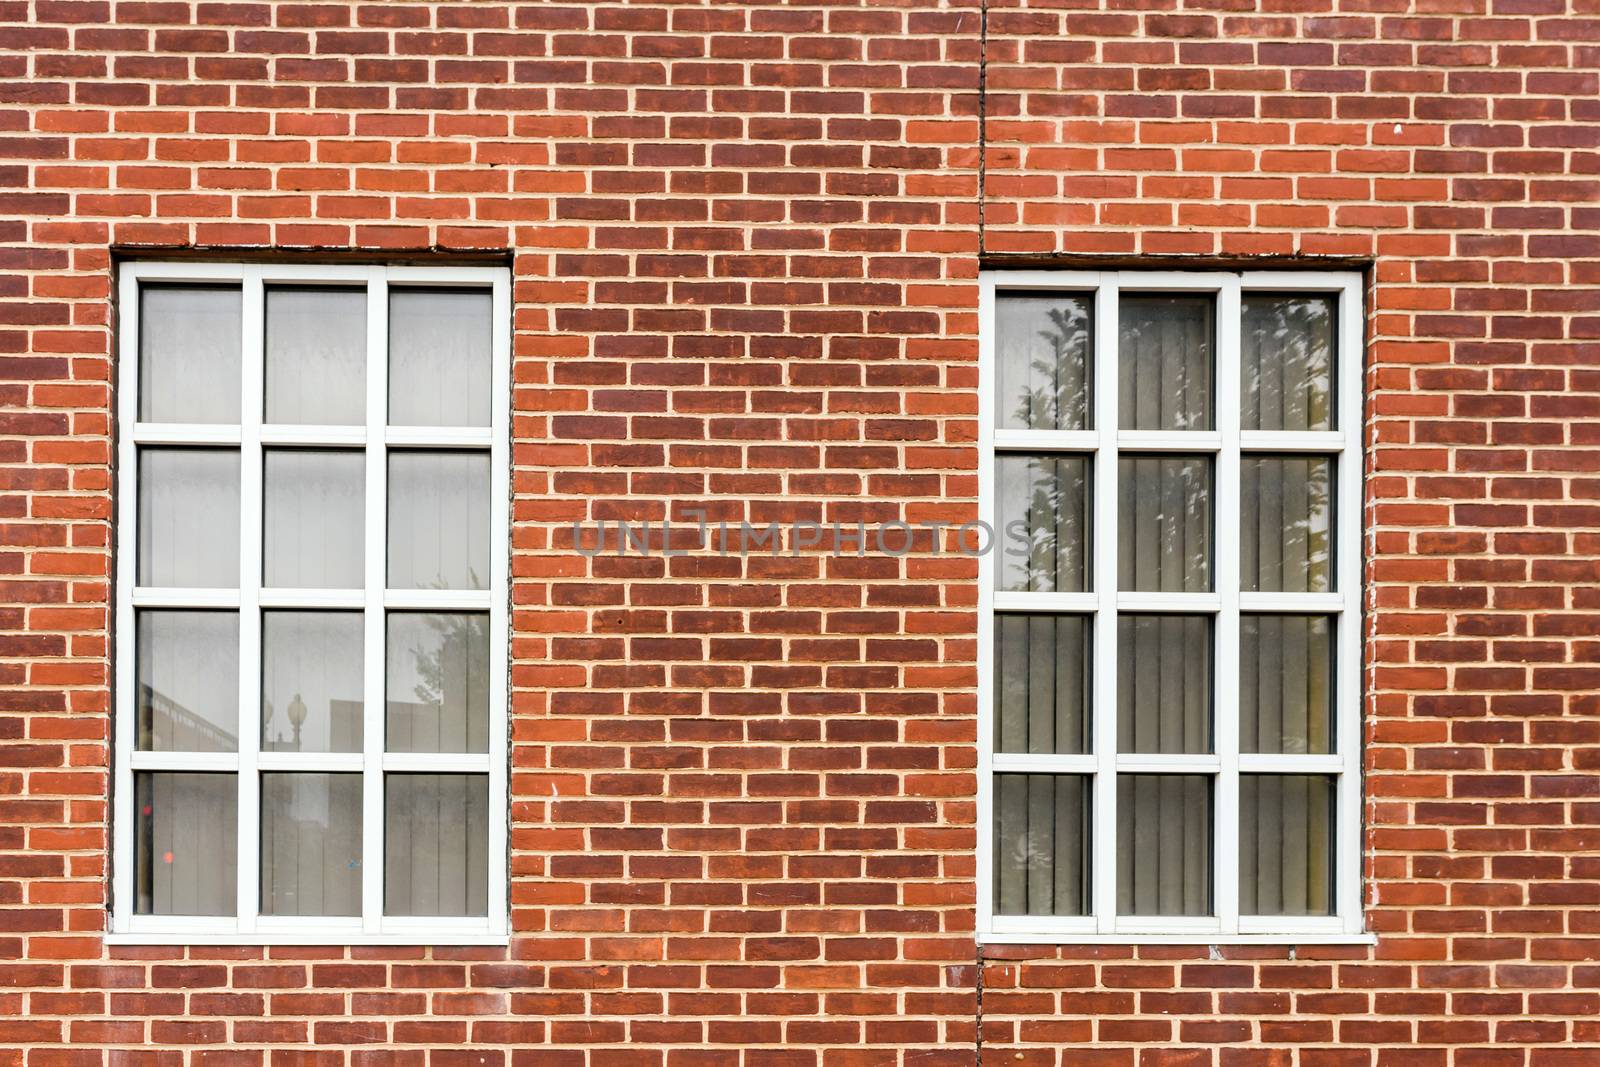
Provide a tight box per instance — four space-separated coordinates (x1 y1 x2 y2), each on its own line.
110 261 510 945
977 269 1368 944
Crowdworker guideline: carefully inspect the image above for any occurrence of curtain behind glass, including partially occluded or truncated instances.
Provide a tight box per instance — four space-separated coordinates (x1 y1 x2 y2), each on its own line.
1118 295 1213 431
1241 614 1332 754
1117 774 1210 916
996 293 1092 431
1117 615 1211 754
995 614 1089 755
1242 295 1335 432
1241 774 1333 916
1241 456 1332 593
994 773 1090 917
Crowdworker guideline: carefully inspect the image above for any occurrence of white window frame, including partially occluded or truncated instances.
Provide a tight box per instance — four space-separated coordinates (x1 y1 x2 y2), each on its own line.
109 260 510 945
976 269 1368 945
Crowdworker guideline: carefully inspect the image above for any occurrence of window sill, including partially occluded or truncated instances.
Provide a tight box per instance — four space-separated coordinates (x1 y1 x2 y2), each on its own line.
979 931 1377 947
104 931 511 948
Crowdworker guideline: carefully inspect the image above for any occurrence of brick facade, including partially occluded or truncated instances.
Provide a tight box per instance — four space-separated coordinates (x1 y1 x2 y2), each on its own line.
2 1 1599 1064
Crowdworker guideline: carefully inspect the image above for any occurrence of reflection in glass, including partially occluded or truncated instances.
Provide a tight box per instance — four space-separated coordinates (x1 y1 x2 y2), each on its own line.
1118 295 1213 431
1242 295 1335 432
996 293 1092 431
1117 774 1211 916
996 455 1090 593
389 289 492 427
994 773 1090 917
388 452 490 590
1242 615 1332 754
1117 615 1211 754
995 614 1089 755
385 774 488 917
138 285 241 424
265 287 366 425
260 773 362 916
137 448 240 587
1242 456 1332 593
261 612 363 753
387 613 489 754
263 450 364 589
1117 455 1212 592
136 611 238 752
134 772 237 915
1241 774 1334 916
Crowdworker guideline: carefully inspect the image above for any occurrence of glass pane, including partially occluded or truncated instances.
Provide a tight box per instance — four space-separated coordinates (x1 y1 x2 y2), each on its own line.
996 293 1092 431
1242 615 1333 755
137 448 240 587
265 287 366 425
1240 774 1334 916
1242 294 1335 432
387 452 490 591
996 454 1090 593
993 774 1090 917
385 774 488 917
138 285 241 424
994 614 1089 755
1117 774 1211 917
389 289 492 427
262 612 364 753
261 773 362 917
1118 294 1213 431
136 611 238 752
1242 456 1333 593
387 613 489 754
1117 615 1211 754
1117 455 1212 592
263 450 364 589
134 772 237 916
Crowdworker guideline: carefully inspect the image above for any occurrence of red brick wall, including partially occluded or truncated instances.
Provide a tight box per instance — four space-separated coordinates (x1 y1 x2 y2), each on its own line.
1 1 1597 1064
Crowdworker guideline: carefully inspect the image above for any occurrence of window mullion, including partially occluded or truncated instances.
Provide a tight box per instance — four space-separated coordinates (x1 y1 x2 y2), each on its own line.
361 269 389 935
1092 276 1119 934
235 268 266 935
1214 277 1243 936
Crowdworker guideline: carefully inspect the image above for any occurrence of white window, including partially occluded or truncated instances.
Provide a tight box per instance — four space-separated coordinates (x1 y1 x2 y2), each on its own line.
977 271 1365 943
111 262 509 944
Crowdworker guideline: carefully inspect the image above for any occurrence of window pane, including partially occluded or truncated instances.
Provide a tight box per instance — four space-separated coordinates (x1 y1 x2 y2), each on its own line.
387 452 490 590
1241 614 1333 755
389 289 492 427
1242 294 1335 432
137 448 240 587
1118 295 1213 431
262 612 364 753
1117 455 1212 592
386 613 489 754
1240 774 1334 916
996 454 1090 593
1241 456 1333 593
996 293 1092 431
136 611 238 752
263 450 364 589
134 772 237 916
994 774 1090 917
385 774 489 917
1117 615 1211 754
995 614 1089 755
265 287 366 425
261 773 362 917
138 285 241 424
1117 774 1211 917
